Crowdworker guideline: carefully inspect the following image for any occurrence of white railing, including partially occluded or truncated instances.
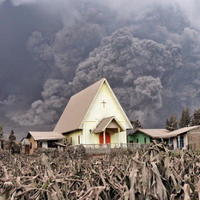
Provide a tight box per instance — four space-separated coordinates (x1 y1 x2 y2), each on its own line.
120 143 141 149
83 143 141 150
83 143 111 149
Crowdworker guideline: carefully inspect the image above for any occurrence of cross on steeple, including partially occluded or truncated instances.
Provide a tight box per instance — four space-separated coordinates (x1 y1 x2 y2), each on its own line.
101 100 107 108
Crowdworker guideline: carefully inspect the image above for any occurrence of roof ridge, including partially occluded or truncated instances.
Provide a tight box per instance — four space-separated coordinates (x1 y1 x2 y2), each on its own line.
71 78 105 98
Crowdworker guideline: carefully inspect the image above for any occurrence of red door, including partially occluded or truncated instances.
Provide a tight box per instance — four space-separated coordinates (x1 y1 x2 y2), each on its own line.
105 131 110 144
99 132 111 145
99 132 103 144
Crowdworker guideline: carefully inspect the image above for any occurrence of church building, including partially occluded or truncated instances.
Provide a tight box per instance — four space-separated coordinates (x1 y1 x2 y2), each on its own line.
27 78 133 153
54 78 133 147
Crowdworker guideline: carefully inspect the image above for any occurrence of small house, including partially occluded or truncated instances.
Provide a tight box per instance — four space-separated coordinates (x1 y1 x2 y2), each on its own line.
128 129 170 145
161 126 200 150
27 131 66 154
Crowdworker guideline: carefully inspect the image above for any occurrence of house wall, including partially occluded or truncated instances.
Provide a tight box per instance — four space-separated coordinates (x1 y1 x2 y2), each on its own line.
183 134 188 148
42 141 48 148
171 133 187 149
187 127 200 150
172 138 177 149
83 82 130 144
29 136 37 154
128 132 150 144
64 130 82 145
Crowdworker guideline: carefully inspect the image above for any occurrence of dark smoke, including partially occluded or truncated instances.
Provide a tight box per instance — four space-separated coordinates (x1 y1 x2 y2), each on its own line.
0 0 200 135
14 27 183 126
13 79 70 126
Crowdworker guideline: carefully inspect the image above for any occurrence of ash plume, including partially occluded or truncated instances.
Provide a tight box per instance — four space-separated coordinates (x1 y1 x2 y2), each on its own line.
0 0 200 131
13 79 70 126
61 28 177 126
14 27 182 126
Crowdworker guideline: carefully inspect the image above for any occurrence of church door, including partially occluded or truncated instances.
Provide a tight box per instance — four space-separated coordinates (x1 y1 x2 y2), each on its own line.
105 131 111 144
99 132 103 145
99 131 111 145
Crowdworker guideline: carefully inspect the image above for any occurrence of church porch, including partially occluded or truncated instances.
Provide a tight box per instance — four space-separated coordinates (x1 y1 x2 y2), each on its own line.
92 116 126 148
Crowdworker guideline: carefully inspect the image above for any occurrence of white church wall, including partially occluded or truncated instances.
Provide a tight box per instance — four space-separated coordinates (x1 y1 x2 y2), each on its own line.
83 82 128 144
85 83 126 125
82 121 99 144
118 131 127 144
64 130 82 145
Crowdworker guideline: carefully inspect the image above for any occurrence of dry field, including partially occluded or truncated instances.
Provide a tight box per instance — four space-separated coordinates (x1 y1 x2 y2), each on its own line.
0 142 200 200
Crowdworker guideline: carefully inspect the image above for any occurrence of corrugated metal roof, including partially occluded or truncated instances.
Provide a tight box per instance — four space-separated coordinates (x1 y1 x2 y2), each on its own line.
93 116 124 133
28 131 66 141
54 78 105 134
161 126 200 138
130 129 170 138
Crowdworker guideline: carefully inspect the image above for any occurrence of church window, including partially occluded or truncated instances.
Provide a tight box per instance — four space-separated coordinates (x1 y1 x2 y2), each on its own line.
78 135 80 144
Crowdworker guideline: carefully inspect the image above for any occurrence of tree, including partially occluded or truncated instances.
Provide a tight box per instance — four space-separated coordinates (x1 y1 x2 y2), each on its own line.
8 130 20 154
166 113 178 131
9 130 16 141
179 106 191 128
131 119 142 129
191 109 200 126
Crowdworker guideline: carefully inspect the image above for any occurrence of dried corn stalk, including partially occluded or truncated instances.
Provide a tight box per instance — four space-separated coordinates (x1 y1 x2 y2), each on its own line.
0 143 199 199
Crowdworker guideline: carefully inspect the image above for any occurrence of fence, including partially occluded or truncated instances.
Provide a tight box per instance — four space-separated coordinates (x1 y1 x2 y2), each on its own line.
83 143 141 154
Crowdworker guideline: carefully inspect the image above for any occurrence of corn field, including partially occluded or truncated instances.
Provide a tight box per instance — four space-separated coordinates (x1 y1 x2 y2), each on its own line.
1 142 200 199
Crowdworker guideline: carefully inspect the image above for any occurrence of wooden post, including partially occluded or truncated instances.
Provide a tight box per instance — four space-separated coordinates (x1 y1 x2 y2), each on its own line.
178 135 180 149
103 130 106 144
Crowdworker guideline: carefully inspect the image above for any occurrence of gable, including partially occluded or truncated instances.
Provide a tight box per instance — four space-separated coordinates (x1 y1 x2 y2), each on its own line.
93 116 125 134
84 81 132 129
107 120 122 129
